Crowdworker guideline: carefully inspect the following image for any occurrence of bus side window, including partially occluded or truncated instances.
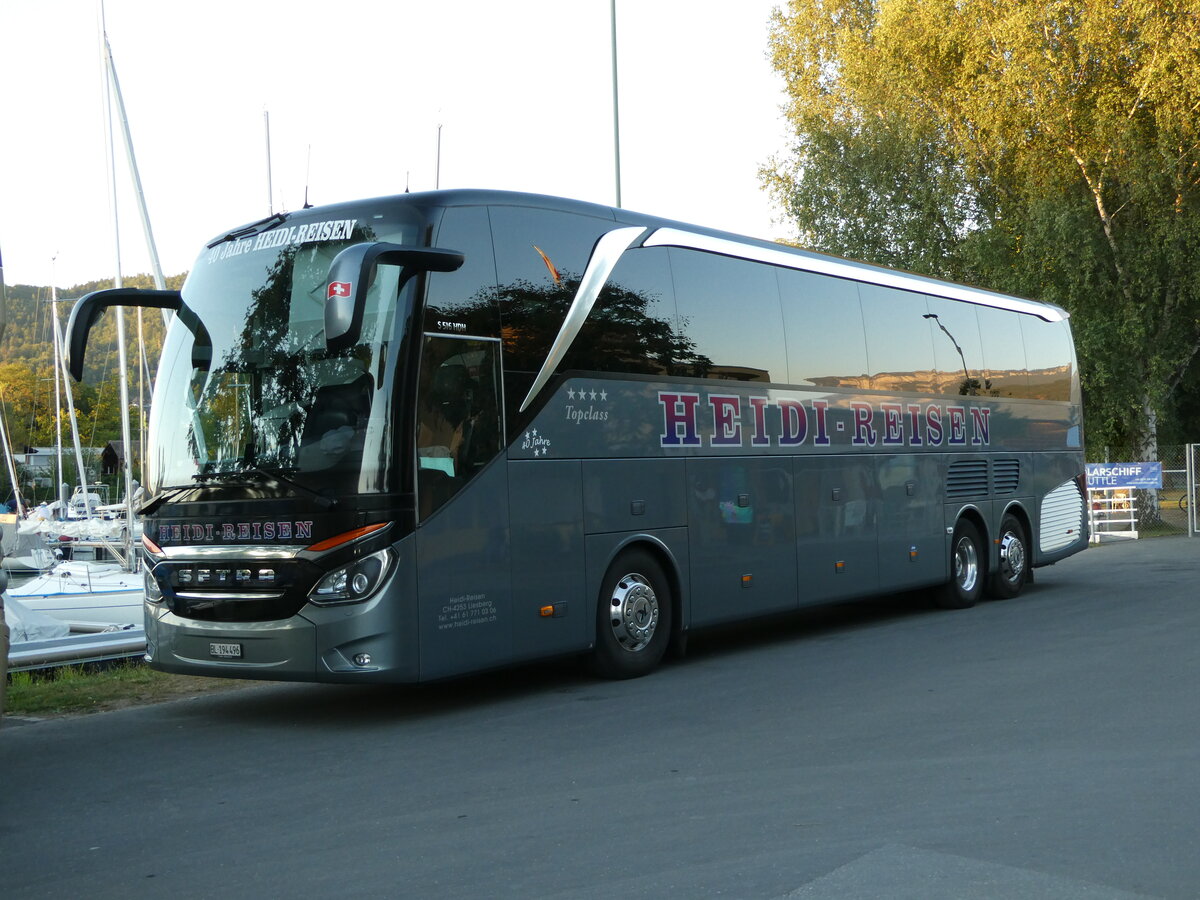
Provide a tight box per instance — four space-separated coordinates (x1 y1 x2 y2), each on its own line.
416 336 504 521
1021 316 1072 401
425 205 500 336
977 306 1030 398
859 285 937 393
669 248 786 383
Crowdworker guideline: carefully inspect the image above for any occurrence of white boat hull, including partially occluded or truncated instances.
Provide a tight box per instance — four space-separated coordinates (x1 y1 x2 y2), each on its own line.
5 562 144 627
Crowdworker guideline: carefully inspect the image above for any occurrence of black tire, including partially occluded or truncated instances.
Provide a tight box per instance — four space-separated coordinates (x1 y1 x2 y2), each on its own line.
936 519 985 609
987 513 1028 600
590 548 672 679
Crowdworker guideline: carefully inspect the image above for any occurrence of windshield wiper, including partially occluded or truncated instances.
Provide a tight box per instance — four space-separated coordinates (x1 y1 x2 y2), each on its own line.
243 464 338 510
207 211 289 248
137 484 199 516
188 464 336 509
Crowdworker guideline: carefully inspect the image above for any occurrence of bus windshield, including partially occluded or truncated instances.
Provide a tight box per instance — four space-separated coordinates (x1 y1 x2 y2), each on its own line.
146 208 422 497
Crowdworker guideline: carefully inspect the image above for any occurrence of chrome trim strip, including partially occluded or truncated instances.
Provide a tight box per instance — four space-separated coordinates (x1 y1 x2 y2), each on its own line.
176 592 286 601
519 225 648 413
155 545 302 560
643 227 1066 323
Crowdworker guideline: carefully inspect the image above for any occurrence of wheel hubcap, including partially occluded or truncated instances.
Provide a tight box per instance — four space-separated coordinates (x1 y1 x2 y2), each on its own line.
998 531 1026 583
609 573 659 653
954 536 979 593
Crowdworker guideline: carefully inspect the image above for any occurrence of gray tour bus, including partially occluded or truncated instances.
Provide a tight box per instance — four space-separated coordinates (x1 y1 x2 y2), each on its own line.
66 189 1088 682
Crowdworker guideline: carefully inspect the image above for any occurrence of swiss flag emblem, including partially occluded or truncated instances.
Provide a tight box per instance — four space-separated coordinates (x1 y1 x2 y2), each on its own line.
327 281 352 299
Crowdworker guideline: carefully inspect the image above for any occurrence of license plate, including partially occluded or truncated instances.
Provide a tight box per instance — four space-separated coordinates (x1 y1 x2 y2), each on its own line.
209 642 243 659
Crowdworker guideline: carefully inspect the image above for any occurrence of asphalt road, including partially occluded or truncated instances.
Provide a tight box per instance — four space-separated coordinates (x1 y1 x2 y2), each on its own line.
2 537 1197 899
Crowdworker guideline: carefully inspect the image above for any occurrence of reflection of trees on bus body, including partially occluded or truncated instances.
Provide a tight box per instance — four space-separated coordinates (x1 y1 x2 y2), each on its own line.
186 226 385 473
427 270 713 431
495 275 711 377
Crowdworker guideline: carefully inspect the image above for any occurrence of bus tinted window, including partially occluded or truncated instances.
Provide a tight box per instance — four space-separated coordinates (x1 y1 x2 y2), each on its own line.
859 285 936 393
669 248 786 383
925 298 986 396
1022 316 1072 401
559 246 687 377
976 306 1030 398
778 269 869 389
426 205 500 337
488 205 617 425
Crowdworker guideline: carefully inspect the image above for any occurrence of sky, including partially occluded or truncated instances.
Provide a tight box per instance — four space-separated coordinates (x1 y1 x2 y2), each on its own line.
0 0 793 290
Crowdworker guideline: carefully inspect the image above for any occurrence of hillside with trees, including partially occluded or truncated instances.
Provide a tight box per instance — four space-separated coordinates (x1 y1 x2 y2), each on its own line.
0 272 184 500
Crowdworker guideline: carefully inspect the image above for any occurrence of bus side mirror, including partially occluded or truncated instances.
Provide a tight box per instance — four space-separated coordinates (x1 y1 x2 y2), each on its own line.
66 288 181 381
324 243 463 352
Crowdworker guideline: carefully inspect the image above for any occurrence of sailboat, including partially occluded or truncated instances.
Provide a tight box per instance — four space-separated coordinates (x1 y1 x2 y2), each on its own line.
0 523 56 577
0 437 49 576
5 560 143 627
4 13 162 631
5 287 145 626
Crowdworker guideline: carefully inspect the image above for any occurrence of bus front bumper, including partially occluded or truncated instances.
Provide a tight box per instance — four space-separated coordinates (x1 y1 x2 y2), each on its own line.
144 595 419 684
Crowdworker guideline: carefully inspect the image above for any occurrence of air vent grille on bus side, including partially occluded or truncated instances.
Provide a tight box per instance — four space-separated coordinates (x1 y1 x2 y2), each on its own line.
946 460 989 499
993 459 1020 494
1039 479 1085 553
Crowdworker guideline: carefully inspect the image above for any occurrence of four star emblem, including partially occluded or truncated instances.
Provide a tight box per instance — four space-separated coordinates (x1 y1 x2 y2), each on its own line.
526 385 613 456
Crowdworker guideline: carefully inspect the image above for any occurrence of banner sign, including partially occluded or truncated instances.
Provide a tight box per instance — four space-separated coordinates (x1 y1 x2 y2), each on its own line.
1085 462 1163 490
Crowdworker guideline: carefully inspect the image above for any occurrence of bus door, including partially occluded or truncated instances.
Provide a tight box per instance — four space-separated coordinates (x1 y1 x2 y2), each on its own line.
413 334 512 679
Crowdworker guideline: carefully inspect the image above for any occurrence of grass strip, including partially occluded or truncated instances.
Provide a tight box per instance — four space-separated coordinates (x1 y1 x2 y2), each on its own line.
5 659 250 718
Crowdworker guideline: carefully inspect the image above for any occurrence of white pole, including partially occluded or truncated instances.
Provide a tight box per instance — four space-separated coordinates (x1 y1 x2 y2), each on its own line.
51 310 92 522
99 7 138 558
137 308 148 488
0 396 24 518
100 3 122 297
103 32 164 293
1187 443 1196 538
610 0 622 208
114 298 137 542
101 14 172 340
51 272 66 516
0 244 6 342
0 246 18 517
265 108 274 215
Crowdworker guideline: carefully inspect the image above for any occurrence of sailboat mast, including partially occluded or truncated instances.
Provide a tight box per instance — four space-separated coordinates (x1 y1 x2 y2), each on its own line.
0 247 26 519
52 308 94 521
0 245 6 342
102 32 166 296
0 407 23 519
51 273 67 517
99 2 138 550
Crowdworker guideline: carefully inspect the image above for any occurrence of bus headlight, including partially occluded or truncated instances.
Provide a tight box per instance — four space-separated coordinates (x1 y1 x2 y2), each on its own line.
309 549 393 605
144 569 164 604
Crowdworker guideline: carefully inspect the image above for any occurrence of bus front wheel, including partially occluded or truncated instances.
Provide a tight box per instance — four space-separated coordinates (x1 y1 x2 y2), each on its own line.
937 520 985 609
590 548 672 679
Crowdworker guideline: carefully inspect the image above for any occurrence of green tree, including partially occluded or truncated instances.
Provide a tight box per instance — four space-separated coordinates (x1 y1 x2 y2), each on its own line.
764 0 1200 457
0 362 38 450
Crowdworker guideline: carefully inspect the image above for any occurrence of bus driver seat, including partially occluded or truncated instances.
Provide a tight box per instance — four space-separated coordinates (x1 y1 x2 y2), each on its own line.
298 374 372 471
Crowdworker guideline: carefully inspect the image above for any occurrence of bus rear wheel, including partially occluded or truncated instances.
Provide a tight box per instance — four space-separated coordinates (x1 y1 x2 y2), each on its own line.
987 514 1028 600
936 520 985 609
590 548 672 679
